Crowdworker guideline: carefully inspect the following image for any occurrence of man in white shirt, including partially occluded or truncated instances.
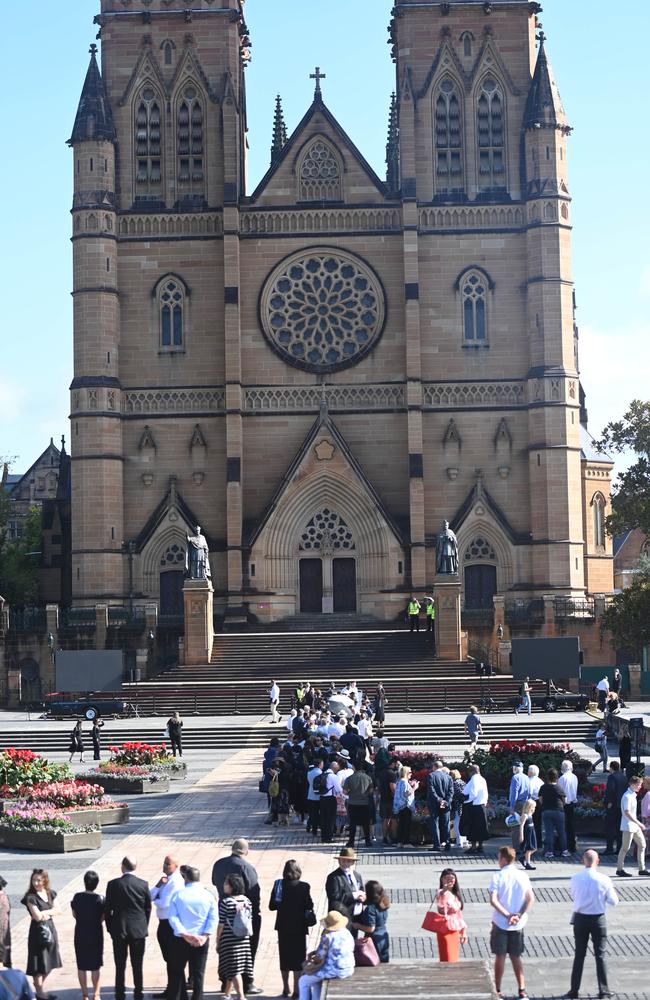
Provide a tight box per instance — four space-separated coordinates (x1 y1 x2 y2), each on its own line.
268 680 281 723
559 760 579 854
566 850 618 1000
617 775 650 877
150 854 185 1000
489 846 535 999
319 763 343 844
596 676 610 712
464 763 489 854
327 716 346 739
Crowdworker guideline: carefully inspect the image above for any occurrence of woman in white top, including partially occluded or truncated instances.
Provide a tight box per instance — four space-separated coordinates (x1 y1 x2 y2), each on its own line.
462 764 489 854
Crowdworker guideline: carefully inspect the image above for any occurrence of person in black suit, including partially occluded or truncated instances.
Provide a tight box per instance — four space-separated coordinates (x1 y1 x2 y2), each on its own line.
268 860 314 998
325 848 365 934
105 856 152 1000
603 761 628 856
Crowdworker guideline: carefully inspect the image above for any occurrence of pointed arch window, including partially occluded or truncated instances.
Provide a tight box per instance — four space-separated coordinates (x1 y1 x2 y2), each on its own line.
477 77 506 192
135 86 163 195
159 279 185 350
176 85 205 196
298 138 342 202
434 78 464 195
592 493 606 549
460 269 489 344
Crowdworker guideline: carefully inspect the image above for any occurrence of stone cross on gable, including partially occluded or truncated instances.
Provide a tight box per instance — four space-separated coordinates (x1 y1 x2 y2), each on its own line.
310 66 326 98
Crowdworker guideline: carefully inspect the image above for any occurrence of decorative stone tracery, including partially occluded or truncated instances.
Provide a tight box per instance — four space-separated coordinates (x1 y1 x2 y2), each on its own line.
260 249 386 373
299 509 355 552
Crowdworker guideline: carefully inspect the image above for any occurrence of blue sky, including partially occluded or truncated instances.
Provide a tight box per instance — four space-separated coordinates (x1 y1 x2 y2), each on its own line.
0 0 647 474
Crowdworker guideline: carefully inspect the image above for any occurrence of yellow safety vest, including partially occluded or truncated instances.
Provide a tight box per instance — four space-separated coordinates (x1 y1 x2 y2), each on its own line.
408 601 419 615
427 604 436 618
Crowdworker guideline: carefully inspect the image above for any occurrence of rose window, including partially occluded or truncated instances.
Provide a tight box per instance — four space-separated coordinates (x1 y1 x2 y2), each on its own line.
260 249 386 373
464 537 497 562
300 509 355 552
161 543 184 567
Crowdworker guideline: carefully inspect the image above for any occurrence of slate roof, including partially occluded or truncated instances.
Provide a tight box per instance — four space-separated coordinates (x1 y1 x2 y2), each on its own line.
69 46 116 145
523 38 569 130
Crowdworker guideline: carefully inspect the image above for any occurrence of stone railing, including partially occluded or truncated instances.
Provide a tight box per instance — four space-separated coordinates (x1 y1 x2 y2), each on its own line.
423 381 526 409
419 204 525 231
118 213 223 239
240 206 402 236
243 383 405 412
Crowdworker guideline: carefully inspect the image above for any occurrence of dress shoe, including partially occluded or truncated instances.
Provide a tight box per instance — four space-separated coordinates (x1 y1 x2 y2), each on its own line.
616 869 632 877
638 869 650 876
598 992 613 998
246 987 263 996
562 993 578 999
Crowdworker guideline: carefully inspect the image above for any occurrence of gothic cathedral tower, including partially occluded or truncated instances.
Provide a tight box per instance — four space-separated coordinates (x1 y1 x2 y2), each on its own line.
68 0 612 620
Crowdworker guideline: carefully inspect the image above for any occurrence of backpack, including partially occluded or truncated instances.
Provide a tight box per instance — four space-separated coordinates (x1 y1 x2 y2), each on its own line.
227 896 253 939
313 770 329 796
268 774 280 798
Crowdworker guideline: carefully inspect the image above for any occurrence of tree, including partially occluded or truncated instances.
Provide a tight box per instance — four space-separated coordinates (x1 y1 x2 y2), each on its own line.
0 506 42 606
600 558 650 659
598 399 650 536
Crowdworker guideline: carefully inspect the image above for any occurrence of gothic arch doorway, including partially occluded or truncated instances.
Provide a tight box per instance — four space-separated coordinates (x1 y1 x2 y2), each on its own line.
299 508 357 613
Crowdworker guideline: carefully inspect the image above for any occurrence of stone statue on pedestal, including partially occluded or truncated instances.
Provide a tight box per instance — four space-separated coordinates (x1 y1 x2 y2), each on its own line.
436 519 459 575
185 525 211 581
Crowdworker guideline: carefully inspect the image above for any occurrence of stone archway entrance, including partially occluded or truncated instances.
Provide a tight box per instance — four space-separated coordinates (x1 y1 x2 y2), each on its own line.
299 509 357 614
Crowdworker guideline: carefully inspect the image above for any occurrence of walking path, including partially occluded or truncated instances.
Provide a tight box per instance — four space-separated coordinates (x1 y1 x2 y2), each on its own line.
3 741 650 1000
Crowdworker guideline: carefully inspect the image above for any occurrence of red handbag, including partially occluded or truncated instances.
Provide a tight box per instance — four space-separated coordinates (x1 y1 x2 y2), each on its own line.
422 909 451 934
354 936 380 967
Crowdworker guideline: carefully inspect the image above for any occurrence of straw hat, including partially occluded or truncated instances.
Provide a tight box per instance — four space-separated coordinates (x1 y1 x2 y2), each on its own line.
322 910 349 931
337 847 357 862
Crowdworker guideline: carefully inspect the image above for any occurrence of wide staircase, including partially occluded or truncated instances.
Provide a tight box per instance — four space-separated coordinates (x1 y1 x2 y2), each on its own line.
0 718 599 757
113 621 547 716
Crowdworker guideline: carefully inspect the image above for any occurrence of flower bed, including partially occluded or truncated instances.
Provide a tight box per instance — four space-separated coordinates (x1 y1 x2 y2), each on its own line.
100 742 186 781
390 740 593 796
0 806 101 852
0 749 71 791
77 767 170 795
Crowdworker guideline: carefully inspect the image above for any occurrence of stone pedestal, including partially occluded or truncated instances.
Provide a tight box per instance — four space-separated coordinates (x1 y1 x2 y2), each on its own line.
183 579 214 666
433 576 462 661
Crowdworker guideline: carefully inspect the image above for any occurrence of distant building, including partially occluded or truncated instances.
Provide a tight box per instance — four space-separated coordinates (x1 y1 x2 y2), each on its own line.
614 529 649 591
2 439 71 606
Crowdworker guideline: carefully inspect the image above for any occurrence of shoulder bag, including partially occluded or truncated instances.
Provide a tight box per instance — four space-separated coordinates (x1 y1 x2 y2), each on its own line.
354 935 380 967
36 921 54 947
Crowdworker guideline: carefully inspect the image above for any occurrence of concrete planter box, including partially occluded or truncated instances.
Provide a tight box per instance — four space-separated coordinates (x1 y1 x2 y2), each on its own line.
0 827 102 853
63 805 130 827
87 774 170 795
159 762 187 781
98 804 130 825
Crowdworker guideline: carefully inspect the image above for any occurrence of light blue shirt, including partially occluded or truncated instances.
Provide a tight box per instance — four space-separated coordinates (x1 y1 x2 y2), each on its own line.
168 883 218 938
508 772 531 811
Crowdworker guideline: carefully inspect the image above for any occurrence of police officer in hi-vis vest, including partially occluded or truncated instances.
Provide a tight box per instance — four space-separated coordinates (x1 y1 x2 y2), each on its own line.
426 599 437 655
407 596 421 632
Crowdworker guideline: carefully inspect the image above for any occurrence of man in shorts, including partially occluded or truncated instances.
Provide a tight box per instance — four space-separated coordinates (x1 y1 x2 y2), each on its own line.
489 846 535 999
377 757 399 845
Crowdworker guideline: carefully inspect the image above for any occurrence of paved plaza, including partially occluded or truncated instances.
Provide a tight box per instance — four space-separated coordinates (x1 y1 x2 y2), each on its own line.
0 715 649 1000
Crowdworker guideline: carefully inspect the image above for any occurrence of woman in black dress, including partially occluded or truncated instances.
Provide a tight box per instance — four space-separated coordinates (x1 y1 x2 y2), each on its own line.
69 722 85 763
21 869 62 999
269 860 314 998
0 875 11 968
71 870 104 1000
374 683 387 725
91 720 104 762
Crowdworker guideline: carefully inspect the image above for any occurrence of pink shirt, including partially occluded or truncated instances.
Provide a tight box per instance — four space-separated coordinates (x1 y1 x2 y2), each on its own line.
436 890 467 933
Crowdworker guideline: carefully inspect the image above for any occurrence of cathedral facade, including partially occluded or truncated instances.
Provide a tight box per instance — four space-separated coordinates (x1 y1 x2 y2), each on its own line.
69 0 613 623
